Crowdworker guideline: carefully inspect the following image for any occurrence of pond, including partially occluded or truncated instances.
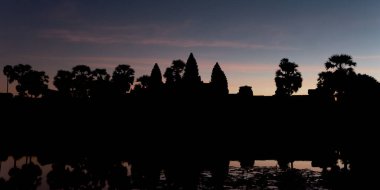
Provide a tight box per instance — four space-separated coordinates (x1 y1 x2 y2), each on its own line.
0 156 346 189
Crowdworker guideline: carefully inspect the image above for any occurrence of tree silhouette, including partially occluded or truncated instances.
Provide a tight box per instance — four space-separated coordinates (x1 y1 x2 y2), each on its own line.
4 64 31 97
7 162 42 190
131 84 143 94
92 68 110 81
275 58 302 96
112 64 135 95
91 68 111 98
183 53 201 85
133 75 150 95
3 64 48 97
352 74 380 98
164 59 186 85
3 65 13 93
164 59 186 94
210 62 229 95
71 65 92 98
149 63 163 92
21 70 49 98
136 75 150 89
164 67 175 85
325 54 356 71
0 154 7 174
47 163 71 190
317 54 357 101
54 70 73 97
3 64 31 83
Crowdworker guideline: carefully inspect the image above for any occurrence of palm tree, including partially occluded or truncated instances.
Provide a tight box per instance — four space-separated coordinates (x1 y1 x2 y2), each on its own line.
3 65 13 93
3 64 32 96
317 54 357 101
0 154 8 173
275 58 302 96
325 54 356 71
3 64 49 97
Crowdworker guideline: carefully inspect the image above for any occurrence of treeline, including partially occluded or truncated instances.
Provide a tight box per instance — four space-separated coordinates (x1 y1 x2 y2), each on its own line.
3 53 380 101
3 53 228 98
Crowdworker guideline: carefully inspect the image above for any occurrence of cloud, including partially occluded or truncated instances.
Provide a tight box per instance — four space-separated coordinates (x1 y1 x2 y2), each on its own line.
40 29 120 44
140 39 296 50
40 27 296 50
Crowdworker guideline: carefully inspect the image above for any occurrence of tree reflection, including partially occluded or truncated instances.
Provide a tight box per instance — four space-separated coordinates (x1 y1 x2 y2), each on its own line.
7 162 42 190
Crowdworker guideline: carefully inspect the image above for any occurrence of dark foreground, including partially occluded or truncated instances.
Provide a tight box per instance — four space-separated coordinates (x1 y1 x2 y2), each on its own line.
1 95 379 188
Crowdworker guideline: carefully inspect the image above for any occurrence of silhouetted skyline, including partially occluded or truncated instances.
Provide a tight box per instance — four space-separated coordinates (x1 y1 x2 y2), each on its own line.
1 0 380 95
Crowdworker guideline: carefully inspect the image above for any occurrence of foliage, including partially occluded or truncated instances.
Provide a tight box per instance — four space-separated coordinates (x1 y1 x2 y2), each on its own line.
275 58 302 96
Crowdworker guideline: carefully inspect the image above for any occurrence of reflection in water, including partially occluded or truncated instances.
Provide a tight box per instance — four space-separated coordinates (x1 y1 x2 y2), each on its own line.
0 157 50 190
0 156 351 189
230 160 322 172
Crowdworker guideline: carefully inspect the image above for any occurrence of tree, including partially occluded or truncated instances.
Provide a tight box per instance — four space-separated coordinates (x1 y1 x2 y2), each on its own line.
164 67 175 85
7 162 42 190
9 64 32 97
275 58 302 96
47 163 71 190
317 54 357 101
149 63 163 91
325 54 356 71
131 84 143 94
136 75 150 89
164 60 186 94
164 60 186 85
3 64 48 97
54 70 73 96
210 62 228 95
71 65 92 98
92 69 110 81
21 70 49 98
91 68 111 98
3 65 13 93
355 74 380 93
112 64 135 95
133 75 150 95
183 53 201 85
348 73 380 100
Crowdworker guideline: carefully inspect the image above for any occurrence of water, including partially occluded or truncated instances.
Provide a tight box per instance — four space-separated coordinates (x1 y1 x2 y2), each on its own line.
229 160 323 172
0 156 332 189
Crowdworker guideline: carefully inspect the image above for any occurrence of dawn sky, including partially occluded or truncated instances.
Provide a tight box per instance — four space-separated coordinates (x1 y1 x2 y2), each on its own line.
1 0 380 95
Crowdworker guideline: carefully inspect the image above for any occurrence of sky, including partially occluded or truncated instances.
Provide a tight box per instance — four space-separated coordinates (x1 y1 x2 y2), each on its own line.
1 0 380 95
